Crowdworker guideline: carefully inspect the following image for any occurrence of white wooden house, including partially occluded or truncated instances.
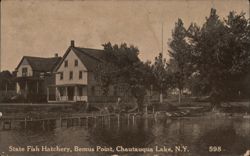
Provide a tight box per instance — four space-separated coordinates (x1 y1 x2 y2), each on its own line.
15 55 61 102
49 40 118 103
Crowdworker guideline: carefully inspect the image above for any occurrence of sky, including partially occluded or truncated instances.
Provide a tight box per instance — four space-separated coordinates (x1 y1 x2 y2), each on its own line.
0 0 249 71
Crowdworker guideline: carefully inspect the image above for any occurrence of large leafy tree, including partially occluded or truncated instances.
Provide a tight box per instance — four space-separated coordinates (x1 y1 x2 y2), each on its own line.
222 11 250 99
0 70 15 92
186 9 250 107
94 62 117 96
94 42 152 112
128 61 153 112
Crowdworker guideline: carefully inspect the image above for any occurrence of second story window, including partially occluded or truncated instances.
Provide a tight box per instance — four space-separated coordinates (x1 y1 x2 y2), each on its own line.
69 71 73 80
75 60 78 66
60 72 63 80
22 67 28 77
64 60 68 67
79 71 83 79
40 73 45 79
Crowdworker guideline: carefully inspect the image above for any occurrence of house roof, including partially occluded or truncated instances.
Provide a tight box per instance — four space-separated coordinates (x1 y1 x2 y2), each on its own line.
54 46 105 72
74 47 105 61
73 47 105 71
16 56 62 72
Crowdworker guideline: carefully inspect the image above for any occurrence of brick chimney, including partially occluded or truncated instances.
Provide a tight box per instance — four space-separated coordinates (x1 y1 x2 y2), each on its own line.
71 40 75 47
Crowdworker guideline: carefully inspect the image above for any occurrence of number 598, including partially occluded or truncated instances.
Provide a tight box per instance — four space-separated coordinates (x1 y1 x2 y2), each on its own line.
209 146 222 152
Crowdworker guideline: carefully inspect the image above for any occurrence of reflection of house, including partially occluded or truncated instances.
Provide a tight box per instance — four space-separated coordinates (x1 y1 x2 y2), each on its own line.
49 40 124 103
15 55 61 102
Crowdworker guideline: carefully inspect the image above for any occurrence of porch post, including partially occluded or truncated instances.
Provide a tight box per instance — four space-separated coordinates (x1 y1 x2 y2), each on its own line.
56 87 59 101
36 81 39 94
25 81 28 91
25 81 28 99
85 86 88 102
5 83 8 94
75 86 78 101
65 87 68 101
16 82 20 94
47 87 49 102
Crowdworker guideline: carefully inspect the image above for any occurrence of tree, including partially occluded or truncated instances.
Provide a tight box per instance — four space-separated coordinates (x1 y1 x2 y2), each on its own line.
94 62 117 97
128 61 153 112
186 9 250 108
94 42 152 112
151 53 173 103
168 19 192 104
222 11 250 99
0 70 15 92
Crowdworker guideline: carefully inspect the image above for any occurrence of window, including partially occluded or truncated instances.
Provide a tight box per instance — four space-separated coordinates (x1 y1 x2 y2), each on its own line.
79 71 83 79
64 60 68 67
91 86 95 96
60 72 63 80
69 71 73 80
40 72 45 79
22 67 28 77
75 60 78 66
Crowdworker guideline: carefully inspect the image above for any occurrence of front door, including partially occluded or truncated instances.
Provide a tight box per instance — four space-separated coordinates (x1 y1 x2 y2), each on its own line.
68 86 74 101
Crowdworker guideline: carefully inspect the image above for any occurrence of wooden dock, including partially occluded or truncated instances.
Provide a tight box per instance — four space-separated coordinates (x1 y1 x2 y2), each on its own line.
0 112 142 130
0 109 204 131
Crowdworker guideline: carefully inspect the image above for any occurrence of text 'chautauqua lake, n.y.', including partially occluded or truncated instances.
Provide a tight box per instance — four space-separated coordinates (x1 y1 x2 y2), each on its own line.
8 145 189 153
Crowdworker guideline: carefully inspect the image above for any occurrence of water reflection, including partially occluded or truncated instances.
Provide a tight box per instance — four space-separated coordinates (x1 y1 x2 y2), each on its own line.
0 116 249 156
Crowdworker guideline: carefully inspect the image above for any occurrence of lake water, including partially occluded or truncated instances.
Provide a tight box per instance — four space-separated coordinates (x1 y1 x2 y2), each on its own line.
0 115 249 156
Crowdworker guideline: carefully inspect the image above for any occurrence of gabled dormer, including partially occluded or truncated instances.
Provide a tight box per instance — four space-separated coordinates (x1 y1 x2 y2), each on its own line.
15 56 62 78
16 57 33 77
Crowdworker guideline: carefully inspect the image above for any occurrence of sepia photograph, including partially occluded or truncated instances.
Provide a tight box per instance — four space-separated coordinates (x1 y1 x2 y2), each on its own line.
0 0 250 156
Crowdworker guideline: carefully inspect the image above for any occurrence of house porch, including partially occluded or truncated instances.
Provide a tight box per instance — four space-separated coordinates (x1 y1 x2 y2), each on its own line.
47 84 87 103
15 77 45 102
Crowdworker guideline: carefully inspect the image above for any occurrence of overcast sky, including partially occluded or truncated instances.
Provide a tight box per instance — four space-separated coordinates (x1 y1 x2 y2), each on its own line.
1 0 249 71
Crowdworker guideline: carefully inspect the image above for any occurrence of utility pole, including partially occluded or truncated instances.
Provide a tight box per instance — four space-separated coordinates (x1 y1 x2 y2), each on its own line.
159 22 164 104
161 22 164 57
211 0 215 8
0 1 1 72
